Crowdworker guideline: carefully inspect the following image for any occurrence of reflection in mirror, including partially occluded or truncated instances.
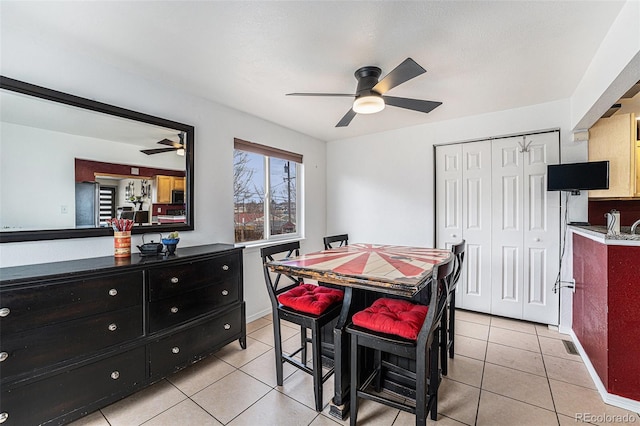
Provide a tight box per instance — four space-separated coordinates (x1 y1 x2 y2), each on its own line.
0 76 194 242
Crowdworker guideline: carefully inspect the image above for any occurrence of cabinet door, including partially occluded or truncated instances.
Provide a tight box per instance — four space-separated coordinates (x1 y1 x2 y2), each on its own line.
588 113 636 198
173 177 185 191
156 175 173 203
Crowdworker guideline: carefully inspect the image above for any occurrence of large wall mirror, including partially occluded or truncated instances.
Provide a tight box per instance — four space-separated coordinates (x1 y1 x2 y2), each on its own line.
0 76 194 243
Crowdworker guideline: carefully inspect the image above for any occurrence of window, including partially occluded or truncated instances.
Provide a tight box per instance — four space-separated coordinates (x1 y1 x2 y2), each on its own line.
233 138 302 244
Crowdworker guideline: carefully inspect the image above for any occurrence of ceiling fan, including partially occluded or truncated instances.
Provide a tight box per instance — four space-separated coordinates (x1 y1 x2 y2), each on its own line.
287 57 442 127
141 132 185 155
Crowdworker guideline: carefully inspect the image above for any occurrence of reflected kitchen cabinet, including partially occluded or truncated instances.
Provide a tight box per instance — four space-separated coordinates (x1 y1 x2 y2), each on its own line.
156 176 186 204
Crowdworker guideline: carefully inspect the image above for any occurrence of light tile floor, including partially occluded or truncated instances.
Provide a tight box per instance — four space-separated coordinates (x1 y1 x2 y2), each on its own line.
70 310 640 426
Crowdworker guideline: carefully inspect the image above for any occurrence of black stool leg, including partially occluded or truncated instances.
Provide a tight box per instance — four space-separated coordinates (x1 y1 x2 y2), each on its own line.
416 342 428 426
312 322 323 411
449 292 456 359
440 301 448 376
350 336 359 426
272 315 284 386
301 326 308 365
429 336 440 421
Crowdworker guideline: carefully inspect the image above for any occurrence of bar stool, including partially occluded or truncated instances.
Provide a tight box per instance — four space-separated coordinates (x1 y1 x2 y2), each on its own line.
323 233 349 250
346 257 453 426
261 241 344 411
441 240 466 376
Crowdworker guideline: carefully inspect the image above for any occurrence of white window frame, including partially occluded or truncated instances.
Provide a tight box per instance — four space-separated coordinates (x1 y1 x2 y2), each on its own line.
233 139 304 247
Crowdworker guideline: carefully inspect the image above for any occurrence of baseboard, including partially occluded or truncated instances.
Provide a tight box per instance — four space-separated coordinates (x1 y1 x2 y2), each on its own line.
569 330 640 412
246 307 272 324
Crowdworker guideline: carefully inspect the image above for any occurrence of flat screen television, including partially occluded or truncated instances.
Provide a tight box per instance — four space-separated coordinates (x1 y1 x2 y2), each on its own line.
547 161 609 192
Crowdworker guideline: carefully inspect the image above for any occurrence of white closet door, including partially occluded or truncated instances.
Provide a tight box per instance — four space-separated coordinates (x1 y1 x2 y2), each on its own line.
491 137 525 319
435 144 464 302
460 141 492 313
522 133 560 324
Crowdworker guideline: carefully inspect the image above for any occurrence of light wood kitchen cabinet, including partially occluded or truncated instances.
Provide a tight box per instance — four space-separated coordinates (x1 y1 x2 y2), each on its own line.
155 175 186 203
588 113 638 198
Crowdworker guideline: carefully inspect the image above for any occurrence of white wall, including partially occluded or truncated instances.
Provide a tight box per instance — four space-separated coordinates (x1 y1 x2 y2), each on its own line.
327 98 584 244
0 25 327 322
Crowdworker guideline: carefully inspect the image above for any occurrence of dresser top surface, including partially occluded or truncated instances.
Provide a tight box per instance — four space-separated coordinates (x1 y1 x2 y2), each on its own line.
0 243 241 285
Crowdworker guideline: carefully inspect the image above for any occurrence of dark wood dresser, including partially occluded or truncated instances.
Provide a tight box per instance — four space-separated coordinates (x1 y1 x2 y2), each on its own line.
0 244 245 425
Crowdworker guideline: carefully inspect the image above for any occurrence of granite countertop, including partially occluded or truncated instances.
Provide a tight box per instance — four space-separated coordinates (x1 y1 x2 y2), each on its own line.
569 224 640 245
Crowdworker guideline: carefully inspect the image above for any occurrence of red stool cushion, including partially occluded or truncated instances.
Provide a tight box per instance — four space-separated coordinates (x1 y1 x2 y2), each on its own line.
352 298 428 340
278 284 344 315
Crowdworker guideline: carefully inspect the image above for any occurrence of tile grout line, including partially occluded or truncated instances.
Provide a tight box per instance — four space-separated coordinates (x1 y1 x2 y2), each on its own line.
536 327 561 426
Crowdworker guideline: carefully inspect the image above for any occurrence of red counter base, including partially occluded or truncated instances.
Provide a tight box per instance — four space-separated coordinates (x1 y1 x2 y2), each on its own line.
573 233 640 402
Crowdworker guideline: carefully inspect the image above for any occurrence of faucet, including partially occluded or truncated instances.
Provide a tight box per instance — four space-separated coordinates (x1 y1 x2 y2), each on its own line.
632 219 640 235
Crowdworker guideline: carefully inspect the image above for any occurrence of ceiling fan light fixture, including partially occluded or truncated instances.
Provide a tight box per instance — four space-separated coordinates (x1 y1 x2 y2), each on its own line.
353 95 385 114
176 148 185 156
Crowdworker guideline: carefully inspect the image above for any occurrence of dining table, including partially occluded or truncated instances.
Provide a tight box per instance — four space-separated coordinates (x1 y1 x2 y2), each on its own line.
266 243 452 419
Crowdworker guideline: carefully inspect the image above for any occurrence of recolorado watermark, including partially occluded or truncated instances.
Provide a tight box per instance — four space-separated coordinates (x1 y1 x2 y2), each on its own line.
575 413 638 423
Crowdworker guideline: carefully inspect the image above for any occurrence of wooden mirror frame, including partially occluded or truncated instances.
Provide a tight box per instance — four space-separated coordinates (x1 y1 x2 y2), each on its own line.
0 76 195 243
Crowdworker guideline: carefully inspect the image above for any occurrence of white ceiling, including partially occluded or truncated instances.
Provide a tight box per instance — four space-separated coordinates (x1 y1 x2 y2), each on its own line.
0 1 627 142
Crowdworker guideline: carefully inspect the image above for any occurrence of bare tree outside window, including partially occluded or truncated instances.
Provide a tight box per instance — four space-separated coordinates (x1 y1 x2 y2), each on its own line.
234 149 299 243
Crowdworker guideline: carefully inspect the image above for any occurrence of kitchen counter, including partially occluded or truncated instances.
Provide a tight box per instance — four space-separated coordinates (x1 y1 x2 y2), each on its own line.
569 224 640 246
571 228 640 403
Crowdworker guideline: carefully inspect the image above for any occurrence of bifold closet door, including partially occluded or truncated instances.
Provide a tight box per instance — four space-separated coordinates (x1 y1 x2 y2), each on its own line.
435 142 492 313
491 133 559 323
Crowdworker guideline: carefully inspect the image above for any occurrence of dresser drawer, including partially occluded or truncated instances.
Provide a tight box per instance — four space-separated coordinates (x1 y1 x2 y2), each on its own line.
148 279 239 333
1 305 143 379
0 346 145 426
0 271 143 335
149 306 242 378
148 252 241 301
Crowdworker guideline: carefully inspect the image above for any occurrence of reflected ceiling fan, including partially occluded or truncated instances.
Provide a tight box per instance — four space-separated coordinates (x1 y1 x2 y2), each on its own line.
287 58 442 127
141 132 185 155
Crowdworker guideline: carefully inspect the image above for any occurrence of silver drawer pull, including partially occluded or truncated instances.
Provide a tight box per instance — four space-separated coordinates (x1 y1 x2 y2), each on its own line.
0 412 8 423
111 371 120 380
170 306 179 314
172 346 180 354
170 277 179 284
224 323 231 330
109 288 118 296
108 323 118 332
221 289 229 296
0 308 10 317
222 265 229 271
0 352 8 362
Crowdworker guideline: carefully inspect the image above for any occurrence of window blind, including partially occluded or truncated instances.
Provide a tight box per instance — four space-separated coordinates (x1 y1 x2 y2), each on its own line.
234 138 303 164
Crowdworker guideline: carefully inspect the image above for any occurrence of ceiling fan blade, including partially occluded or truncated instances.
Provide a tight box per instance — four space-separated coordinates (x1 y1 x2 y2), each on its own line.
287 93 356 97
141 147 177 155
382 96 442 114
373 58 426 95
157 138 183 148
336 108 357 127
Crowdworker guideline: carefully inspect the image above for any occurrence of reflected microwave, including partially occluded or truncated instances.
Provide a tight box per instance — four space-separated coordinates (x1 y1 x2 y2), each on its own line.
171 190 185 204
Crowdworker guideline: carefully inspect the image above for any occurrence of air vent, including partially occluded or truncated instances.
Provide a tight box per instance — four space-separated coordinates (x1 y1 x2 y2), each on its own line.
601 103 622 118
562 339 579 355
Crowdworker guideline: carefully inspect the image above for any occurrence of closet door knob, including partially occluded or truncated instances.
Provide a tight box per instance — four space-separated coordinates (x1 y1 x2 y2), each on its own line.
451 234 457 238
0 308 10 317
